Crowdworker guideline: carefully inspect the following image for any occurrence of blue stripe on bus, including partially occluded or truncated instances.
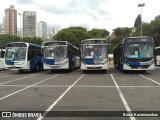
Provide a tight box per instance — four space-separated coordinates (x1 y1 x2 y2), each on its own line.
124 59 140 66
81 58 94 65
43 59 54 65
5 60 14 65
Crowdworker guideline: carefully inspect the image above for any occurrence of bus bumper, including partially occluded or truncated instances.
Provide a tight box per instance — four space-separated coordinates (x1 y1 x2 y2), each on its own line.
81 63 108 70
123 63 155 70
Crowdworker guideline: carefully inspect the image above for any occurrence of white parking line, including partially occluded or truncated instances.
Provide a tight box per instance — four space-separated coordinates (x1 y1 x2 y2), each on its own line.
139 74 160 85
0 75 13 78
111 74 136 120
0 85 70 87
0 75 59 101
0 74 37 85
37 74 85 120
0 84 159 88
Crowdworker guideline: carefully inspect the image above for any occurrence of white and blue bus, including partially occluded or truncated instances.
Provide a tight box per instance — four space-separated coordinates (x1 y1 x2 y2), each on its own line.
0 49 6 70
114 36 154 71
80 39 108 72
5 42 43 73
155 46 160 66
42 41 80 72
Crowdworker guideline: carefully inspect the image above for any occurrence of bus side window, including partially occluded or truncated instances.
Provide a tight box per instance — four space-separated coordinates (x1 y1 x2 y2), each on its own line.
1 51 5 58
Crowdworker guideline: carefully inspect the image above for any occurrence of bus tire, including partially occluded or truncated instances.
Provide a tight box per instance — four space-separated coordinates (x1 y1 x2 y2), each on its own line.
103 70 107 73
18 70 24 73
70 64 74 71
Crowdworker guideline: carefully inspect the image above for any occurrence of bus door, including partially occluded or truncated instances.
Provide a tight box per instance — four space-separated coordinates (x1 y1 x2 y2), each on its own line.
28 46 37 70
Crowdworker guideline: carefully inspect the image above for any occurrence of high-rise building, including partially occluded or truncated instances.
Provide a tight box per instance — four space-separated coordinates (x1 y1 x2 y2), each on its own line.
36 21 47 39
23 11 36 37
52 26 61 36
4 5 17 35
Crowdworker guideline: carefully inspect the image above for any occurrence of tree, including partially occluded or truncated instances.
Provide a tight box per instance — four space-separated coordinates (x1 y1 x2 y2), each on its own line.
88 28 109 38
0 34 20 49
53 26 90 46
22 37 43 45
113 27 132 37
134 14 141 28
132 22 152 37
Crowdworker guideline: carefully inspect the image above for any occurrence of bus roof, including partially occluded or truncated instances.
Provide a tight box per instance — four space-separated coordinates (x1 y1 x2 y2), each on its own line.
122 36 154 44
6 42 41 47
81 38 107 41
43 41 79 50
81 38 108 44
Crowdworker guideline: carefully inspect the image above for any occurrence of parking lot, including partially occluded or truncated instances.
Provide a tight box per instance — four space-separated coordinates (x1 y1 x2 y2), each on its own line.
0 63 160 120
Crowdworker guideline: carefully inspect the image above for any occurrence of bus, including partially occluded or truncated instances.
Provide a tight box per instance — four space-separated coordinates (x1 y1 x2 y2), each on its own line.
42 41 80 72
5 42 43 73
80 39 108 71
0 49 6 70
155 46 160 66
113 36 154 71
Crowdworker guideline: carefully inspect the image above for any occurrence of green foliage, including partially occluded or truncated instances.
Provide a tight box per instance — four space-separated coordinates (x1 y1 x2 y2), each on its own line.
108 44 116 54
53 27 109 46
88 28 109 38
132 15 160 46
0 34 43 49
22 37 43 45
134 14 141 28
113 27 132 37
53 26 90 46
0 34 20 49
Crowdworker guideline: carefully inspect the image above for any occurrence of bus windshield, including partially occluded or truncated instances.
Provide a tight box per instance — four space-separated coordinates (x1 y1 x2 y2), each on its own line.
44 46 67 60
81 45 107 59
5 47 27 61
124 43 154 58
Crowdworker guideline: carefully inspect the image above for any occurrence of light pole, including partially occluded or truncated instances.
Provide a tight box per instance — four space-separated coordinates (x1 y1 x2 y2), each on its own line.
18 13 23 41
138 3 145 36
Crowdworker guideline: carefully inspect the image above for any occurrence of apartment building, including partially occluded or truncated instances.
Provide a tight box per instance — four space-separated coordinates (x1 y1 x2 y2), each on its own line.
3 5 17 35
23 11 36 37
36 21 47 39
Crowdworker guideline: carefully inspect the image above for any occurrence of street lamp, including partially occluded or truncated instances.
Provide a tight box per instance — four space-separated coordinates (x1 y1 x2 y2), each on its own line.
138 3 145 36
18 13 23 41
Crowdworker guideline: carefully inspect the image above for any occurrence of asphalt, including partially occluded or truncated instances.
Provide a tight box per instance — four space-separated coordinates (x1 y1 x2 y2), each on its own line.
0 63 160 120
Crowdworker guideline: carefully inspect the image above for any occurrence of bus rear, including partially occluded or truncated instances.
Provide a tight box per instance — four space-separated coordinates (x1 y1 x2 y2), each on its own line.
80 39 108 71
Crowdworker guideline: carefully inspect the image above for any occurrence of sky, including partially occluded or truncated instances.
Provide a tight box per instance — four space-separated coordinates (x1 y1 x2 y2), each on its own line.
0 0 160 32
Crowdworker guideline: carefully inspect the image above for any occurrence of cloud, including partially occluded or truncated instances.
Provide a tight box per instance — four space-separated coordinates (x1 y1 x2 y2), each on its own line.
33 0 110 22
16 0 35 4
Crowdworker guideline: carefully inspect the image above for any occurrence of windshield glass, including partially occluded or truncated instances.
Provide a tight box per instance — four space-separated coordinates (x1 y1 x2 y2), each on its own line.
44 46 67 60
81 45 107 59
124 43 154 58
5 47 27 61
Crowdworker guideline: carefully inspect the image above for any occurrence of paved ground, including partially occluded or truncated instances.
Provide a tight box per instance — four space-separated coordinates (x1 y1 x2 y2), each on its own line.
0 63 160 120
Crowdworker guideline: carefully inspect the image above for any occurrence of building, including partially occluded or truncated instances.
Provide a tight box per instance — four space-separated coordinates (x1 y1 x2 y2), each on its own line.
52 26 61 36
0 23 5 34
36 21 47 39
23 11 36 37
3 5 17 35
